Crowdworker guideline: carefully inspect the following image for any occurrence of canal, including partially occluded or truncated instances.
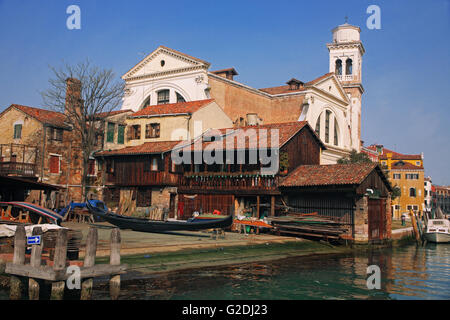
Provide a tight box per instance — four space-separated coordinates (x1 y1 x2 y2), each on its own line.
94 243 450 300
0 243 448 300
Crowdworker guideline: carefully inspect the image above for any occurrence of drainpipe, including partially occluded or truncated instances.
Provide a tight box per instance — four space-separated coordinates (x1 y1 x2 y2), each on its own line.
40 124 47 181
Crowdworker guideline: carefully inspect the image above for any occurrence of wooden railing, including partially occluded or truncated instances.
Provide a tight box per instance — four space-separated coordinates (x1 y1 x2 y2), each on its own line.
180 173 279 191
107 170 182 186
0 162 37 177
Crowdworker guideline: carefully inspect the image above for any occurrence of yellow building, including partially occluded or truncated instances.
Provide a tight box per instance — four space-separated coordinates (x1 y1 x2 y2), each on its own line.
366 145 424 219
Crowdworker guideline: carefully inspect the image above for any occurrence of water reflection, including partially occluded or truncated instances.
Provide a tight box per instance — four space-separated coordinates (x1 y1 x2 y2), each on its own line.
89 244 450 300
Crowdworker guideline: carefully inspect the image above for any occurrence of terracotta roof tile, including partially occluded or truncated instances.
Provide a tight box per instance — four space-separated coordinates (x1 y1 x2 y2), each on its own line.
258 72 334 95
280 163 379 187
366 145 422 160
93 109 133 119
8 104 70 129
95 140 184 157
130 99 214 118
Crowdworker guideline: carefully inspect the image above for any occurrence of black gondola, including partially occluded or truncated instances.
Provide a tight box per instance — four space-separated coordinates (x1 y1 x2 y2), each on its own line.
85 201 233 233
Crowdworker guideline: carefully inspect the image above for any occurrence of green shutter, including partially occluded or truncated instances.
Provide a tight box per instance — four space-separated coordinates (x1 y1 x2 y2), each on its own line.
118 125 125 144
107 122 115 143
13 124 22 139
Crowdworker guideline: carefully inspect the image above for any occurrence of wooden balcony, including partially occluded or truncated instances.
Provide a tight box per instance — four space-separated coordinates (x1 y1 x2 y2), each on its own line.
106 170 182 187
179 172 280 195
0 162 38 177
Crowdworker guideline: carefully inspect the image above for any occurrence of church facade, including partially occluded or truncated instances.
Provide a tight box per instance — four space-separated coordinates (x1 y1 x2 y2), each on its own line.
120 22 365 164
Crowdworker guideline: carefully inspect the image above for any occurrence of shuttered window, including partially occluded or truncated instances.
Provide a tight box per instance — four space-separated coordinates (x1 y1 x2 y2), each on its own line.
88 159 96 175
145 123 160 138
49 155 60 174
107 122 115 143
127 125 141 140
13 124 22 139
117 125 125 144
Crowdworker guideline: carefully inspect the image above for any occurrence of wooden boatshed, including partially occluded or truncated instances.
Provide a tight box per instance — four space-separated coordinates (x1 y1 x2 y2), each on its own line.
279 163 393 243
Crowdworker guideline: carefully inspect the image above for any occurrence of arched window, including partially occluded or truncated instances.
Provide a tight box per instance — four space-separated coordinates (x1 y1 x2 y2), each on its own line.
334 117 339 146
315 114 321 137
409 188 416 197
157 90 170 105
345 58 353 75
142 96 151 109
335 59 342 76
176 92 186 103
325 110 331 143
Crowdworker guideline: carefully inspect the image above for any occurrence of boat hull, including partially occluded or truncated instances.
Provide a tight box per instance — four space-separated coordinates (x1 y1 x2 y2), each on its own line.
424 232 450 243
86 202 233 233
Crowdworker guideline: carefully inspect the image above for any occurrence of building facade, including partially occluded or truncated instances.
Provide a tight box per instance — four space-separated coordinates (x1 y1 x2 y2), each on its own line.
120 22 366 165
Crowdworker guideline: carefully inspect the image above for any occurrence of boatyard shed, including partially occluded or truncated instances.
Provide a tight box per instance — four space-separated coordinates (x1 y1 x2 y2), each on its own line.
279 163 393 243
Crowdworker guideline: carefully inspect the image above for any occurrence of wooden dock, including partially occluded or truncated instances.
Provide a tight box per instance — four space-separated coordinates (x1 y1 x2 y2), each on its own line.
5 225 127 300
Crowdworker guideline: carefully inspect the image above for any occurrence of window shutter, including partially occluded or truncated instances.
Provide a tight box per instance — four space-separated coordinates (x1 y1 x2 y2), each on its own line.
118 125 125 144
155 124 160 138
50 155 60 174
126 126 132 141
107 122 115 143
136 125 141 139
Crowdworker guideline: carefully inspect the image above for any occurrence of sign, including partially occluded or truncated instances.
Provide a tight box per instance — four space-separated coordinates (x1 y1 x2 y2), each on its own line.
27 235 41 245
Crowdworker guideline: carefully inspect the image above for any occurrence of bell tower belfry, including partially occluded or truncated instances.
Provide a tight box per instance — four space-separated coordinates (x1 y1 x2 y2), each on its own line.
327 21 365 151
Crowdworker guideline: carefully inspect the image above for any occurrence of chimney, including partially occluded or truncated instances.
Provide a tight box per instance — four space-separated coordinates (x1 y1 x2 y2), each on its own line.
286 78 304 91
246 113 259 126
65 78 82 117
211 68 238 81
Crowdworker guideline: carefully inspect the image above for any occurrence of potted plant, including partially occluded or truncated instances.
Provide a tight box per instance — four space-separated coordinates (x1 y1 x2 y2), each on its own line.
279 152 289 175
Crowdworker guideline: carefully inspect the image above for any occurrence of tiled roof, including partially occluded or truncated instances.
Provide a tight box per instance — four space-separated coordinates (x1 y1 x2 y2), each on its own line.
92 109 133 119
366 145 422 160
130 99 214 118
259 72 334 95
178 121 324 151
390 161 424 170
279 163 380 187
95 140 184 157
6 104 70 129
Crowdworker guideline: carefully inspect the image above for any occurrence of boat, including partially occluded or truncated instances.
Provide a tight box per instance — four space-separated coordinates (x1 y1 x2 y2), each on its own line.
0 201 63 225
86 201 233 233
424 219 450 243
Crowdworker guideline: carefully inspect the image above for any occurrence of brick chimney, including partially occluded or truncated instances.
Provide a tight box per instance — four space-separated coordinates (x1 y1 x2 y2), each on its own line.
211 68 238 81
65 78 83 117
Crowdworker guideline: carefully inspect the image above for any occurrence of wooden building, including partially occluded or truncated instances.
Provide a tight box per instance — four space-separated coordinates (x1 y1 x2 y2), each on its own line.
279 163 393 243
176 121 325 219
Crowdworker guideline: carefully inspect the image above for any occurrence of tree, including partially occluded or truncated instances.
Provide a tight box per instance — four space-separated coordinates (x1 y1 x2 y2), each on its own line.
41 60 124 201
337 149 372 164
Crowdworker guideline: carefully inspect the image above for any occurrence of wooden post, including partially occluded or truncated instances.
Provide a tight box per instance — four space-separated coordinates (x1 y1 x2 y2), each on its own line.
28 227 44 300
50 228 68 300
109 228 121 300
270 196 275 217
10 225 26 300
256 196 260 219
80 227 98 300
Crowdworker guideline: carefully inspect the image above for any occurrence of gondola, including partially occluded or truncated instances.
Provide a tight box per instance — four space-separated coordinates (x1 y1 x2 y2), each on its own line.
85 201 233 233
0 201 63 225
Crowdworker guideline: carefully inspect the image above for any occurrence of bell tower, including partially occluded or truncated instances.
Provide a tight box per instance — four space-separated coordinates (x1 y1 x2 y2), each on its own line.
327 21 365 151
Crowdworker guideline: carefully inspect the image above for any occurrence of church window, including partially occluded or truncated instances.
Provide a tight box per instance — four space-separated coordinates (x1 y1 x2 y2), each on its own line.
346 58 353 75
335 59 342 75
315 115 321 137
325 110 331 144
334 117 338 146
142 96 151 109
157 90 170 105
160 60 165 67
176 92 186 103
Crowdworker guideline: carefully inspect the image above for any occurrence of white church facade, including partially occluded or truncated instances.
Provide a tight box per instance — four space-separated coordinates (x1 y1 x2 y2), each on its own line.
120 22 365 164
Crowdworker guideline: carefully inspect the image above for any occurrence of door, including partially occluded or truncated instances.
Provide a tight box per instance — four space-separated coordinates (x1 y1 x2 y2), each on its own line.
368 198 386 241
169 193 176 218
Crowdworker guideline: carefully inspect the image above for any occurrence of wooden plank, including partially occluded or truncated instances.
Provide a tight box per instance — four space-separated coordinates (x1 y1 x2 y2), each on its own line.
51 228 68 300
110 228 121 300
10 225 26 300
81 227 98 300
29 227 43 300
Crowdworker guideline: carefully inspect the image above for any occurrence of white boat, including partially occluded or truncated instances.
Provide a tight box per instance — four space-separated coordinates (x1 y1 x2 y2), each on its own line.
424 219 450 243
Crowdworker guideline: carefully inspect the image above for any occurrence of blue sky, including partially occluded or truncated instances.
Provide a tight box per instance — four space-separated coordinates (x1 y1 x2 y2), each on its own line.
0 0 449 184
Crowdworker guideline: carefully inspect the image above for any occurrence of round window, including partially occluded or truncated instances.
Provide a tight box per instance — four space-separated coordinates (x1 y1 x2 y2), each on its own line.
160 60 165 67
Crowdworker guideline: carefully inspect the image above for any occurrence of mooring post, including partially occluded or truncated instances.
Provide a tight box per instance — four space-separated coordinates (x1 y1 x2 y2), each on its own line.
10 225 26 300
28 227 43 300
80 227 98 300
109 228 121 300
50 228 68 300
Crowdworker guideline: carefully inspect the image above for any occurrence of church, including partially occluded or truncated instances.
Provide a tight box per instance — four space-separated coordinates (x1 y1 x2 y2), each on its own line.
120 22 365 164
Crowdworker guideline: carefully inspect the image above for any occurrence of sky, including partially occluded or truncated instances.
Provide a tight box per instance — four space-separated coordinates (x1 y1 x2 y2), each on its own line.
0 0 449 184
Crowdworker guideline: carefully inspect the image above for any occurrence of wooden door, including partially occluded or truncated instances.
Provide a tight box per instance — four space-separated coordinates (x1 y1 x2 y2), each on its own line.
368 198 386 241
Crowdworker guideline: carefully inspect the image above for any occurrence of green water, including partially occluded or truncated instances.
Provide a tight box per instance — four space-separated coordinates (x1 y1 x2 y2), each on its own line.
1 243 449 300
90 243 450 300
